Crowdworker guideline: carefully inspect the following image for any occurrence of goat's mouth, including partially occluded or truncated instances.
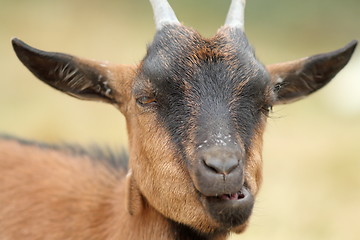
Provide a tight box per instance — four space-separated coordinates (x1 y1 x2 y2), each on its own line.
210 191 246 201
199 186 254 228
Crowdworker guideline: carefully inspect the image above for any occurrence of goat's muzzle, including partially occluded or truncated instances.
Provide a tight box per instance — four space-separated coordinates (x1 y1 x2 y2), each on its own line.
195 145 244 196
192 145 254 227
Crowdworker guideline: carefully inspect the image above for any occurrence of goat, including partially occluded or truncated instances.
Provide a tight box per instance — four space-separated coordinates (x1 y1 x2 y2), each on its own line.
0 0 357 239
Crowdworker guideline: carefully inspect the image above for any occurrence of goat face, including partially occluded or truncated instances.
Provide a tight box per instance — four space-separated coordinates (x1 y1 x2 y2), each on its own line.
11 2 356 236
128 25 269 232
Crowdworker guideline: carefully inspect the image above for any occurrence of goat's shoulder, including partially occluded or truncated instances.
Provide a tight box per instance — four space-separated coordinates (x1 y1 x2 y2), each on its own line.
0 135 128 238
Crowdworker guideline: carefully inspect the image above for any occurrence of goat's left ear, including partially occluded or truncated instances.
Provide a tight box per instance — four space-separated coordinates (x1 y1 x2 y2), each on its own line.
267 40 357 104
12 38 136 106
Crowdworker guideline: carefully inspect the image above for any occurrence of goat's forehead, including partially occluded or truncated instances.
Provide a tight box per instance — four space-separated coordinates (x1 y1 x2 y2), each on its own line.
137 25 269 92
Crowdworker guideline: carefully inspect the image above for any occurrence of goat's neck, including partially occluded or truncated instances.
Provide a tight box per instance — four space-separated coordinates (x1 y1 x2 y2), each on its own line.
106 179 228 240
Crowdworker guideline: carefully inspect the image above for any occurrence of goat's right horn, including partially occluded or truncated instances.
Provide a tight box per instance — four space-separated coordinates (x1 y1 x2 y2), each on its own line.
150 0 180 30
224 0 246 31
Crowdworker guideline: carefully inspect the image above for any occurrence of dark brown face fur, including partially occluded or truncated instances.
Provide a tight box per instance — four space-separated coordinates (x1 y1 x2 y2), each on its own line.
127 25 272 233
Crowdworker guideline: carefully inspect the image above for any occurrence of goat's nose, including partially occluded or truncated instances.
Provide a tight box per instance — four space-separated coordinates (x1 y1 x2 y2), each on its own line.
201 148 239 175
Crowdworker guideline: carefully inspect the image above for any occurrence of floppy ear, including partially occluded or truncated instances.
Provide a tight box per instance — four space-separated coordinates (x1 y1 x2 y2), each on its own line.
267 40 357 104
12 38 136 106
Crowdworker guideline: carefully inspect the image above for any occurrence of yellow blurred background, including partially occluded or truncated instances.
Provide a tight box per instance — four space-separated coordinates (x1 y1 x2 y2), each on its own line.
0 0 359 239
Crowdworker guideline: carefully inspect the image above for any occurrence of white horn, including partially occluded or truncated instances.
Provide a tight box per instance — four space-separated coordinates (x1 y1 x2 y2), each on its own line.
150 0 180 30
224 0 246 31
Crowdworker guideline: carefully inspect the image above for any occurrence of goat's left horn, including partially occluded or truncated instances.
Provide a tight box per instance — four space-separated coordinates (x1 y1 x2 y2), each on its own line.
224 0 246 31
150 0 180 30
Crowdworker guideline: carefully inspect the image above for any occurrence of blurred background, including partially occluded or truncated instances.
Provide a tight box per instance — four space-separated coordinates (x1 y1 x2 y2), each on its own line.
0 0 359 239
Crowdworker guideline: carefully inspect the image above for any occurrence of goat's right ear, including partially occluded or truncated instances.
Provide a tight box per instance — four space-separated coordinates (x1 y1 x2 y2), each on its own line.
12 38 136 105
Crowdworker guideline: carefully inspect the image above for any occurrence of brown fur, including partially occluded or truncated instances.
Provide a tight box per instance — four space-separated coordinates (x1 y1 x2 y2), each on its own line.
0 138 123 239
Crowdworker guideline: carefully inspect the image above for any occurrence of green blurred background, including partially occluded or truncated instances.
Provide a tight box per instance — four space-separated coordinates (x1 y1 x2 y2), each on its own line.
0 0 359 239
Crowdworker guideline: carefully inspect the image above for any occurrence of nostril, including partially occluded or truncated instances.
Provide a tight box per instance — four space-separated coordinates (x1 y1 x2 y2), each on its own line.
202 159 218 173
203 155 238 175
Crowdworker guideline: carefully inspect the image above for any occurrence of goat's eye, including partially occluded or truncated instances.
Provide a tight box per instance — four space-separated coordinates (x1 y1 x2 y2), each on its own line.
136 96 157 106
